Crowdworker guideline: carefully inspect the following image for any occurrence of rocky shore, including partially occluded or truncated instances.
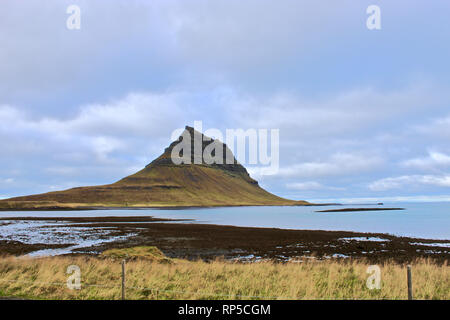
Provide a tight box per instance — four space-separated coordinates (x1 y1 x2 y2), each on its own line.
1 216 448 264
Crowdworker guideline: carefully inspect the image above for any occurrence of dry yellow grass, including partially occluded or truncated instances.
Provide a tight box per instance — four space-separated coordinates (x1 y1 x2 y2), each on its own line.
0 252 447 300
101 246 171 263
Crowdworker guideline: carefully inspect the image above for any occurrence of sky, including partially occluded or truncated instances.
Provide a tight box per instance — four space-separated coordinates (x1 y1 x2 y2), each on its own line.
1 0 450 203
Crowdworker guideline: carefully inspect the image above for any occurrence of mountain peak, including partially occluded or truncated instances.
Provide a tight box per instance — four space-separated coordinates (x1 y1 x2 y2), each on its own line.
150 125 240 170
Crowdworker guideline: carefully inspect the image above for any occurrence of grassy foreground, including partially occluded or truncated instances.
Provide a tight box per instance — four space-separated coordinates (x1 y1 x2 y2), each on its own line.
0 250 448 300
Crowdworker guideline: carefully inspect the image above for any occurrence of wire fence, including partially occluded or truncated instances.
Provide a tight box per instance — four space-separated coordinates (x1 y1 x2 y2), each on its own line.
0 260 416 300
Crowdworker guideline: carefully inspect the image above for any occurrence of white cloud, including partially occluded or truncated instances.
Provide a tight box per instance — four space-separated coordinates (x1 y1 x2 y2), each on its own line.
45 167 78 176
415 115 450 140
1 178 14 184
0 92 188 150
308 195 450 204
401 151 450 170
277 153 383 179
90 137 124 161
224 84 444 142
369 175 450 191
170 0 349 71
286 181 322 190
286 181 344 191
35 92 186 138
0 1 173 97
0 92 195 189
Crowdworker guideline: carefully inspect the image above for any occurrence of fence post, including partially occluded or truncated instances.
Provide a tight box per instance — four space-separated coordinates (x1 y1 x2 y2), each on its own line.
407 265 413 300
122 260 126 300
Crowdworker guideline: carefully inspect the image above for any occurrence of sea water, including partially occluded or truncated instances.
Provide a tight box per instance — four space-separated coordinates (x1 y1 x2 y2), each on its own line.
0 202 448 240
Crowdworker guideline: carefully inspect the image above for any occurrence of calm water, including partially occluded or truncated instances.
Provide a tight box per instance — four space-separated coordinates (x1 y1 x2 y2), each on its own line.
1 202 449 240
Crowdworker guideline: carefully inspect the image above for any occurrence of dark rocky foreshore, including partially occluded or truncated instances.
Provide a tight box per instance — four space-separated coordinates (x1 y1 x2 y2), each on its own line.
0 216 448 264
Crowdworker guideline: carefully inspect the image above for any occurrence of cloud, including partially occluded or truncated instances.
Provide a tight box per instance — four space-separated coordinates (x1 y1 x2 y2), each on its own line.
0 92 196 194
36 92 186 138
3 0 449 108
0 1 177 99
1 1 450 202
277 153 384 179
0 91 188 145
0 0 361 108
170 0 350 71
224 84 445 142
308 195 450 204
369 175 450 191
415 115 450 141
1 83 450 200
401 151 450 171
286 181 345 191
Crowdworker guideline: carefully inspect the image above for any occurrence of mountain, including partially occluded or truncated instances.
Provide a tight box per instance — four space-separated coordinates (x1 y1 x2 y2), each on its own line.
0 126 309 210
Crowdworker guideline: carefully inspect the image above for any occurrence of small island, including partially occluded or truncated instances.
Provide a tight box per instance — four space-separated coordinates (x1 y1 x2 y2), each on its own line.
316 207 405 213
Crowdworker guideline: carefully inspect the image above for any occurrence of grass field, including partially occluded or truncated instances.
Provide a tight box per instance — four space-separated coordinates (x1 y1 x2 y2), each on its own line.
0 247 448 300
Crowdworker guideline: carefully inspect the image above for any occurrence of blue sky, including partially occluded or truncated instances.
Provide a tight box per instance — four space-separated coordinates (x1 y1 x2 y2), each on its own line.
1 0 450 203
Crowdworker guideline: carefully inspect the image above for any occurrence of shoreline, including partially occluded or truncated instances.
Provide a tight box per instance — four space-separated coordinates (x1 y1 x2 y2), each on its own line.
0 216 448 263
0 202 342 211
